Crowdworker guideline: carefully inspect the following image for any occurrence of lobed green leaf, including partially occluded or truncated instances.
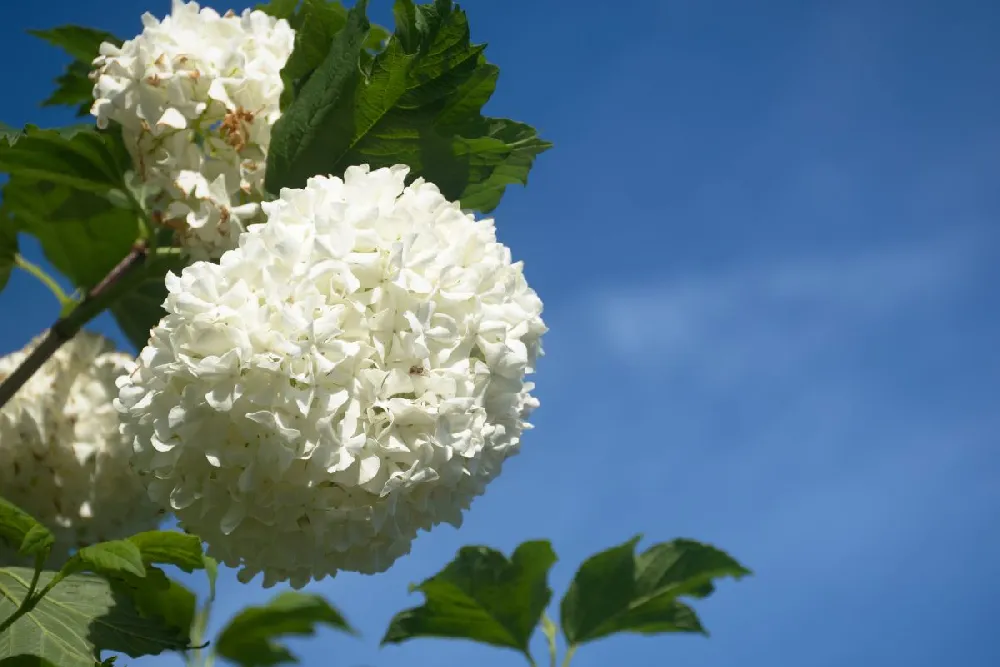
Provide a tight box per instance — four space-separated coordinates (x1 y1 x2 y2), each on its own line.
265 0 550 213
0 179 135 289
381 540 557 659
560 536 751 647
111 567 199 648
62 540 146 579
215 591 355 667
0 125 131 196
126 531 206 573
28 26 119 64
29 26 123 115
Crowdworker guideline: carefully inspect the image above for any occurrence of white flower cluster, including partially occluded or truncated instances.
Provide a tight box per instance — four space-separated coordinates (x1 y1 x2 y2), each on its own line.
117 165 546 587
91 0 295 259
0 332 164 565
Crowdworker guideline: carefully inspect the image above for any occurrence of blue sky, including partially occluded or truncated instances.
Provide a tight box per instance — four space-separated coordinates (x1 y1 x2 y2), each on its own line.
2 0 999 666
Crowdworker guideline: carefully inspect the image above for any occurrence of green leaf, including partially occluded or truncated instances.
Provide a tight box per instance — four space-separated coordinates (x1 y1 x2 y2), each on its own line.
265 0 372 190
447 118 552 213
0 176 173 351
112 567 199 646
365 23 391 52
0 126 137 307
265 0 550 213
257 0 390 110
0 497 54 559
127 531 206 573
255 0 300 20
215 591 355 667
29 26 119 64
17 527 54 561
381 540 557 659
0 137 179 350
63 540 146 579
0 125 131 196
1 180 135 288
30 26 123 115
0 567 191 667
633 539 750 600
0 123 17 141
0 655 60 667
560 537 751 647
41 61 98 116
391 0 420 51
0 222 17 294
280 0 352 109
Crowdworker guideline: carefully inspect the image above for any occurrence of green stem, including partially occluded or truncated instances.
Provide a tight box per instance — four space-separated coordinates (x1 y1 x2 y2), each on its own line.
541 612 559 667
188 607 210 667
561 645 577 667
188 559 218 667
0 242 149 410
13 254 73 306
0 568 65 634
24 552 45 601
0 600 28 634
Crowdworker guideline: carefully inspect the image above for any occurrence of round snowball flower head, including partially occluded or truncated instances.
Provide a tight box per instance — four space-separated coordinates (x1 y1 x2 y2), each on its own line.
0 332 166 565
91 0 295 259
117 165 546 588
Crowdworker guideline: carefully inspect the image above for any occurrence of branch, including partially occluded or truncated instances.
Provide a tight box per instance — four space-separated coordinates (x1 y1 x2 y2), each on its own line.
0 241 149 409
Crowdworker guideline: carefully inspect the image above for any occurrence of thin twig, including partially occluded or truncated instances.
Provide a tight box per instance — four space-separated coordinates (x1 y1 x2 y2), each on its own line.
0 242 149 409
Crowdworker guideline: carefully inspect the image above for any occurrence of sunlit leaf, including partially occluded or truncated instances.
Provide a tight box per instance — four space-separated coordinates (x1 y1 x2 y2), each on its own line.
0 568 191 667
127 531 206 573
258 0 390 112
560 537 750 647
62 540 145 579
0 497 53 558
382 541 556 659
265 0 550 213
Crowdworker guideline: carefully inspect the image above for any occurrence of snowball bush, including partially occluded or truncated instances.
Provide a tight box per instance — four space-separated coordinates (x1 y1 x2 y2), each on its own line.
91 0 295 259
117 165 546 587
0 332 165 565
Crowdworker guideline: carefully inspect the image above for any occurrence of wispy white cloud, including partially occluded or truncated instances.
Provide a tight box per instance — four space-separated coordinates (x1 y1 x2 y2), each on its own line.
590 239 978 390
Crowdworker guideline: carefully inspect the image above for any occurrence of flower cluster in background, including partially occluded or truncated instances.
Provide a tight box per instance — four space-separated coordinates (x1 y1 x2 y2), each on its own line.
91 0 294 259
0 333 164 565
116 165 546 587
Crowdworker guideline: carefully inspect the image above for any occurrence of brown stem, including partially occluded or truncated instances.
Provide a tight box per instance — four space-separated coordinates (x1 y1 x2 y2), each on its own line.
0 242 149 409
